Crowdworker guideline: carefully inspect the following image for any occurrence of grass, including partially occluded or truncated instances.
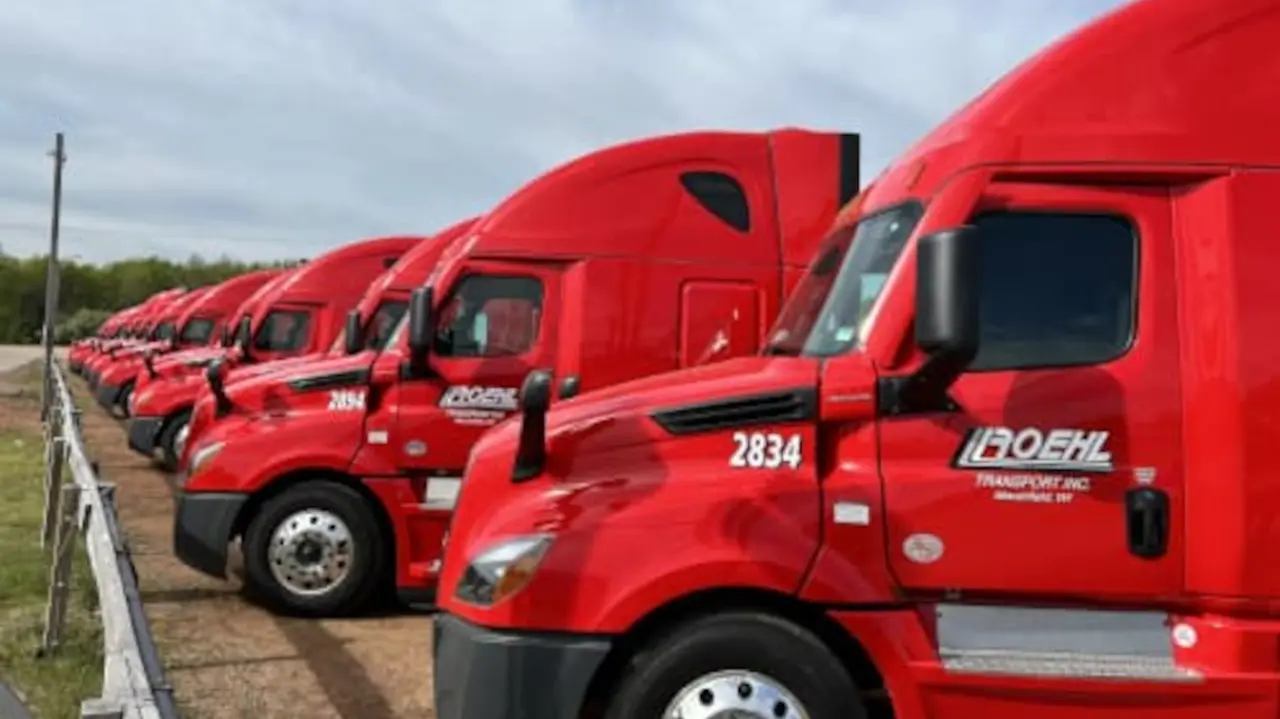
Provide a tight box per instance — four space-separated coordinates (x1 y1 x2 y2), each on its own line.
0 363 104 718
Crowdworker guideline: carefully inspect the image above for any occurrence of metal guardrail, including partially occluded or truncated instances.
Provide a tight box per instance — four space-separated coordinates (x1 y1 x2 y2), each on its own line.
40 361 178 719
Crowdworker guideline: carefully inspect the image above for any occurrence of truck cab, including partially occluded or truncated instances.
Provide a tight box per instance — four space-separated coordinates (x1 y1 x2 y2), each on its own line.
430 0 1280 717
94 269 285 418
194 219 480 402
176 217 476 450
85 288 187 389
97 269 286 418
131 270 298 396
92 286 212 416
70 307 137 374
169 127 862 617
127 236 419 469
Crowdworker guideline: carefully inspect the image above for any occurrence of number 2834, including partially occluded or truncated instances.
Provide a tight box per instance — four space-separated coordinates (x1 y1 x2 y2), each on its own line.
729 431 803 470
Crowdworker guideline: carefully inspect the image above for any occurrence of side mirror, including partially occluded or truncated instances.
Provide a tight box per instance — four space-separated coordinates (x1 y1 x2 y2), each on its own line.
900 226 980 407
407 286 435 368
144 350 157 378
205 357 232 417
236 316 252 356
512 369 554 482
344 310 362 355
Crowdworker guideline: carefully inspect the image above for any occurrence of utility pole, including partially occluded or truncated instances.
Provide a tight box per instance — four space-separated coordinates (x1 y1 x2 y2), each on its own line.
40 133 66 423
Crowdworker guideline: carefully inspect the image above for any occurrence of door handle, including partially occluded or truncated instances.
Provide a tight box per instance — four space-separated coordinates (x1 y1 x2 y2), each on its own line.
1124 487 1169 559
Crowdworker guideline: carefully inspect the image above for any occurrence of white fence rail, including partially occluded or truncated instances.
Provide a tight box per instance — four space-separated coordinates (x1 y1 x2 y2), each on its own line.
40 361 177 719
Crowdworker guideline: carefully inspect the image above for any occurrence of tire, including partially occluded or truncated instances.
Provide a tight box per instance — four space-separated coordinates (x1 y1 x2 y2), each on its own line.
241 480 387 617
115 380 135 419
157 408 192 471
605 611 865 719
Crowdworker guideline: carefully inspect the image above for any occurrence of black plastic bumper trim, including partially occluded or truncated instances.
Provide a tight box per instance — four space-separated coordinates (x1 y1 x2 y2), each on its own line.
172 491 246 579
432 613 613 719
127 415 164 456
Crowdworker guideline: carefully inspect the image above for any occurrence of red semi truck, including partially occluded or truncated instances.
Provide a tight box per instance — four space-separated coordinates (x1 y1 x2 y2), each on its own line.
126 270 300 466
126 236 421 469
92 269 283 418
75 295 171 375
70 306 142 373
181 218 476 403
430 0 1280 717
91 285 213 416
169 128 862 617
85 288 188 388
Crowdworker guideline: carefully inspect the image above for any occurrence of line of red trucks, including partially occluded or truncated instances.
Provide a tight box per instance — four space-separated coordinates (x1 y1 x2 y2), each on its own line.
68 0 1280 714
73 127 862 616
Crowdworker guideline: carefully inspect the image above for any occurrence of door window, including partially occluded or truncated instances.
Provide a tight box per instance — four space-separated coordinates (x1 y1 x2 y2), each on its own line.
178 317 216 345
434 275 543 357
970 212 1136 371
253 310 312 352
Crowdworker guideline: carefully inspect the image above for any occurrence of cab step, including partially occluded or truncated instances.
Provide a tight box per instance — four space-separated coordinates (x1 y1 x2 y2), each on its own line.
934 603 1201 682
940 647 1201 682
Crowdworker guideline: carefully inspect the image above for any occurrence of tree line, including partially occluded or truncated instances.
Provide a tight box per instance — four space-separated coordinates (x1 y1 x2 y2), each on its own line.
0 252 303 344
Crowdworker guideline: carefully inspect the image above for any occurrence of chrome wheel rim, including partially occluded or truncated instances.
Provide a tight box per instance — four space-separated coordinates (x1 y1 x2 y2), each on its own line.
663 669 809 719
267 509 354 597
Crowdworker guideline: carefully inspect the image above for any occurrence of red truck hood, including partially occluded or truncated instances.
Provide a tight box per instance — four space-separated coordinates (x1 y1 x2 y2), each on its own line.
154 345 225 373
479 355 822 466
218 350 375 417
222 351 331 387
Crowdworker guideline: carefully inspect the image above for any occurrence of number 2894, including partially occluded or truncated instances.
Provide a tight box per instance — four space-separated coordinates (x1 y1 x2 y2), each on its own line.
729 431 803 470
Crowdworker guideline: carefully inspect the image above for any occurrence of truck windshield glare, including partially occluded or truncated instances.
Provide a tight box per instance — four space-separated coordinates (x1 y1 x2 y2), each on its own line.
765 201 923 357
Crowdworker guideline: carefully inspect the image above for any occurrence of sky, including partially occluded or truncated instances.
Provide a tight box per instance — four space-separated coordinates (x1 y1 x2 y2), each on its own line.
0 0 1127 264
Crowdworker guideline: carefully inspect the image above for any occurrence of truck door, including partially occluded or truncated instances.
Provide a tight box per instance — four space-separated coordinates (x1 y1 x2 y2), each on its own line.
392 260 562 493
880 181 1184 601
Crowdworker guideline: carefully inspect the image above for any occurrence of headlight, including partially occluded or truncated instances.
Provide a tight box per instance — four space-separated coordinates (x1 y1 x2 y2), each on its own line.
454 534 553 607
187 441 224 476
133 387 152 409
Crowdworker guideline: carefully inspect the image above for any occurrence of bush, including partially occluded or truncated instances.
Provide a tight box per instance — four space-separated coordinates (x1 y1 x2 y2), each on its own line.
54 308 114 343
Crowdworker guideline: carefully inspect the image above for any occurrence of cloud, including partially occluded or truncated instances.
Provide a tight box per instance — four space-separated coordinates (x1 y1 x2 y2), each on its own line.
0 0 1125 263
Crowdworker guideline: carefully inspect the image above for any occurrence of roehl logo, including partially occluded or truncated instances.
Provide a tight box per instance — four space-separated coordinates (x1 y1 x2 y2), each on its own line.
438 385 519 411
954 426 1114 473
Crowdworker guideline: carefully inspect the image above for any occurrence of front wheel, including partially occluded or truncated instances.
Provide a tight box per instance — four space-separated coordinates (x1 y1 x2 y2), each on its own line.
605 612 865 719
117 381 134 418
157 408 191 471
241 480 387 617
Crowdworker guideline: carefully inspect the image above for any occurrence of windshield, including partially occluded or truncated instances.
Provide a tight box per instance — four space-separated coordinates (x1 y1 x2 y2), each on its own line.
766 202 923 357
386 310 410 349
364 300 409 351
178 317 216 345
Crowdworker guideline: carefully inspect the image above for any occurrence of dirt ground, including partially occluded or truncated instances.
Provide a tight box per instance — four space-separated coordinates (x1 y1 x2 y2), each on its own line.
67 374 437 719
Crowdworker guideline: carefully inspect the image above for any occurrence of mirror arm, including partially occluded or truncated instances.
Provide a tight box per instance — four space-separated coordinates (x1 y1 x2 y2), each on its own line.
877 352 969 417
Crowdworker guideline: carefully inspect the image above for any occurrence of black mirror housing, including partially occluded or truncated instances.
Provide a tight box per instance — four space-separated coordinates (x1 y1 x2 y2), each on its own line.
206 357 232 417
512 369 554 482
915 226 980 359
882 226 980 414
235 316 252 355
344 310 362 355
407 286 435 365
